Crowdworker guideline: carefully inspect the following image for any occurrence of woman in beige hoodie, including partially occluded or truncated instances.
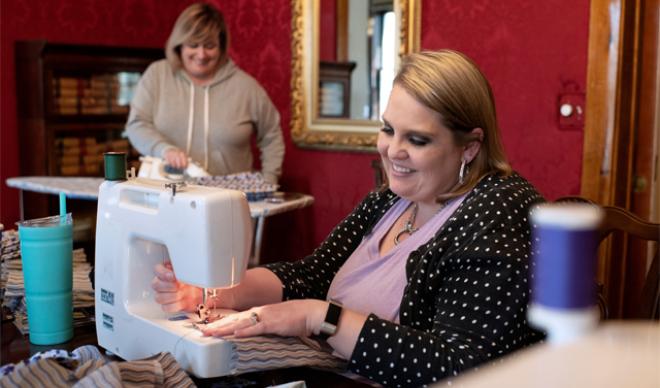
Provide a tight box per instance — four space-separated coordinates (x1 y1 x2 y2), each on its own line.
126 3 284 184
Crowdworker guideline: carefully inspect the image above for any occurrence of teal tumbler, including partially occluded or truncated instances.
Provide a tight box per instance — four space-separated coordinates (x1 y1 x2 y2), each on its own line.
17 213 73 345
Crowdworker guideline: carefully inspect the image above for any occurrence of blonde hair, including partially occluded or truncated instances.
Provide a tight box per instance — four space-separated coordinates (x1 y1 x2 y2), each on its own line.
393 50 512 200
165 3 229 70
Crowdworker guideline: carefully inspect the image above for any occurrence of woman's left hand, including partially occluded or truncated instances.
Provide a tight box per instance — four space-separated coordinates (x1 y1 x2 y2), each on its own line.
198 299 326 338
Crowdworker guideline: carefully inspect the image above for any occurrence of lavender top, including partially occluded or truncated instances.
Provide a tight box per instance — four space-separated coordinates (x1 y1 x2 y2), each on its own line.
327 193 467 322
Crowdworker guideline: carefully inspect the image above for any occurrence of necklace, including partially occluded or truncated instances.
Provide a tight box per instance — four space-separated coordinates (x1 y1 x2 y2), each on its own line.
394 203 419 245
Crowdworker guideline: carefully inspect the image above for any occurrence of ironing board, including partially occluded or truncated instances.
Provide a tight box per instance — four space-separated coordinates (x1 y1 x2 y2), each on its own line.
6 176 314 266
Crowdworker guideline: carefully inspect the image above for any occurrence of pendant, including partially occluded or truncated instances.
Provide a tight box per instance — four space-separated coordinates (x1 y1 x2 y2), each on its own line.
394 222 417 245
394 203 419 245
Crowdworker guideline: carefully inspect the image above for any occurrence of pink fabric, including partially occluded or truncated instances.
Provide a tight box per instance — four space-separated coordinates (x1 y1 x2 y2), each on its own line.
327 194 467 322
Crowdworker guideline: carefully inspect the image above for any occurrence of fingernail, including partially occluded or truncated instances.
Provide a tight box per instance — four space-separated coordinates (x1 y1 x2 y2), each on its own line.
166 272 174 280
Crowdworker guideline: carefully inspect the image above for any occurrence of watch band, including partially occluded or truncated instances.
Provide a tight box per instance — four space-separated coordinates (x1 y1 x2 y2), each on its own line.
318 301 342 340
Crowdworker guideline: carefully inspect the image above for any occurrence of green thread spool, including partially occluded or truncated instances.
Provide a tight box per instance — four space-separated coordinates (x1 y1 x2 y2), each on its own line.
103 152 127 181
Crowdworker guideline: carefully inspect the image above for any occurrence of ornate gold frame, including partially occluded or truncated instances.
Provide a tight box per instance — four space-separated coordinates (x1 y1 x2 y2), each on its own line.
290 0 421 151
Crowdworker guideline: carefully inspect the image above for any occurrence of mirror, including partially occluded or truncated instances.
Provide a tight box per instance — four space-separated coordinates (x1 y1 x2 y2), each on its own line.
291 0 420 151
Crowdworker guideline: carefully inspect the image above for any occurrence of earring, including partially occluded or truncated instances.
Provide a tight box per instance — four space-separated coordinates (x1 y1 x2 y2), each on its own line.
458 159 467 185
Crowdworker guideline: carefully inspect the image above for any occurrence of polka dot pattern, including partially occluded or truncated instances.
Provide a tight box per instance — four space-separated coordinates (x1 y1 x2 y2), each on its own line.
265 173 545 386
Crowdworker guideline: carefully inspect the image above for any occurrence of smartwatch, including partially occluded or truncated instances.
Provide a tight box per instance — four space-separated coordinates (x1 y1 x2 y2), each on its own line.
318 300 342 340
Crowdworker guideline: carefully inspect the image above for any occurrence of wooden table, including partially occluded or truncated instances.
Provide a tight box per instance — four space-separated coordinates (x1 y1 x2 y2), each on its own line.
1 321 372 387
6 176 314 266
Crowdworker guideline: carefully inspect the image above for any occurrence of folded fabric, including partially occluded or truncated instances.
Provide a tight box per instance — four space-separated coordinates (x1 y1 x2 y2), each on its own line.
0 345 195 388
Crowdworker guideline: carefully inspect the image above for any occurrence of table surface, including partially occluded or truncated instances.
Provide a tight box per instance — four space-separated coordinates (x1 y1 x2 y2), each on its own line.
1 321 372 387
448 321 660 388
5 176 314 218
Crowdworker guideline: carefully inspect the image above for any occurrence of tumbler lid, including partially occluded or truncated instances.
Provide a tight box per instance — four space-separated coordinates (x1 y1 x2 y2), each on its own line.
16 213 72 228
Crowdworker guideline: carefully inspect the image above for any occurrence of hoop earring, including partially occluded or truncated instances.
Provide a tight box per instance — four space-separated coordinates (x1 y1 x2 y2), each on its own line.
458 159 467 185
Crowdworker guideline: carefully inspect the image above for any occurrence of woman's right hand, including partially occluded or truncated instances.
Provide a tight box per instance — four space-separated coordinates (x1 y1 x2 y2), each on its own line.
163 148 189 170
151 261 201 313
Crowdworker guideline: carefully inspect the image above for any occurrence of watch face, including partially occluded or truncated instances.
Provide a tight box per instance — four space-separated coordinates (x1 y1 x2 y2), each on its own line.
319 321 337 336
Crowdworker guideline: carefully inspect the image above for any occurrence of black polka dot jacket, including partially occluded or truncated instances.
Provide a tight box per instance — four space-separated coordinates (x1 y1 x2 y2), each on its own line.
265 173 545 386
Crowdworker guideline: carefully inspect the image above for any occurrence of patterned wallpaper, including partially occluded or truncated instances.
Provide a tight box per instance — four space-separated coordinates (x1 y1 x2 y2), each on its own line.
1 0 590 261
422 0 590 198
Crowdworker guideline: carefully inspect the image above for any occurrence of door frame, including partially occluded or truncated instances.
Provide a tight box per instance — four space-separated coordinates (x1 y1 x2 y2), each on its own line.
581 0 659 318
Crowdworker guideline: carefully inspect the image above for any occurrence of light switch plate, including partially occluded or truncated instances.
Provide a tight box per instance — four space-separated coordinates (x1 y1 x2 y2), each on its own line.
558 93 586 130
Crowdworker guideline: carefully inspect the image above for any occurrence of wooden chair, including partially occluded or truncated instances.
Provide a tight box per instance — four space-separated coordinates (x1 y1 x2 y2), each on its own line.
555 196 660 320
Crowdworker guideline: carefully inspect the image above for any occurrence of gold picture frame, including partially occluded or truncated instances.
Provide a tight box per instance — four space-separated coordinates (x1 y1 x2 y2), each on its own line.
290 0 421 151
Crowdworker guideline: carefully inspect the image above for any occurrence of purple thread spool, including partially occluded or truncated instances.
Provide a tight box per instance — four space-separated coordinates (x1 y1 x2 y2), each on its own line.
528 203 603 343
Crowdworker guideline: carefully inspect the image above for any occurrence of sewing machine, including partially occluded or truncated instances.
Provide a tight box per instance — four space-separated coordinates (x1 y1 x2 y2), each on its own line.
94 176 252 377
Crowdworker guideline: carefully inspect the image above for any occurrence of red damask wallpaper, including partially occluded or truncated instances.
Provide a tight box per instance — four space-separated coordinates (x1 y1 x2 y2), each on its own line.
0 0 589 261
422 0 589 199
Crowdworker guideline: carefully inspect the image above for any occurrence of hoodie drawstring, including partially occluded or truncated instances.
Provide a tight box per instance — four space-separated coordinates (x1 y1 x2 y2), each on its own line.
203 86 209 170
185 83 210 171
185 82 194 157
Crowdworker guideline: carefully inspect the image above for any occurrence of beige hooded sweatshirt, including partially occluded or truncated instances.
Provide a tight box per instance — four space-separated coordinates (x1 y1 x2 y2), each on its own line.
126 59 284 183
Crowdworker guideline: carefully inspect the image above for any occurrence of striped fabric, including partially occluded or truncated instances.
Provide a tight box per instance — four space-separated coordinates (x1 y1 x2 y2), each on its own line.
0 337 345 387
0 345 194 388
231 336 346 375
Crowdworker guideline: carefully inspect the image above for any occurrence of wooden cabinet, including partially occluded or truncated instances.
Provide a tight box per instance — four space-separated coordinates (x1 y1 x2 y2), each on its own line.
15 40 163 219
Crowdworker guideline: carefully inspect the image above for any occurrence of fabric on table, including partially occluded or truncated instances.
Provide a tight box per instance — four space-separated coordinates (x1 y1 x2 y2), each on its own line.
0 345 194 388
0 337 344 387
231 335 345 375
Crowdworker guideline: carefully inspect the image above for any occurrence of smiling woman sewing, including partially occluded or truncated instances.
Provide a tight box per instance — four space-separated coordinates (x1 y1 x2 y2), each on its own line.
152 49 545 386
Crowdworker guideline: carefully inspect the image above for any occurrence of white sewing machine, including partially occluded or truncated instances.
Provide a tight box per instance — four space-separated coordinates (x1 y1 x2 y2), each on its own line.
95 176 252 377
